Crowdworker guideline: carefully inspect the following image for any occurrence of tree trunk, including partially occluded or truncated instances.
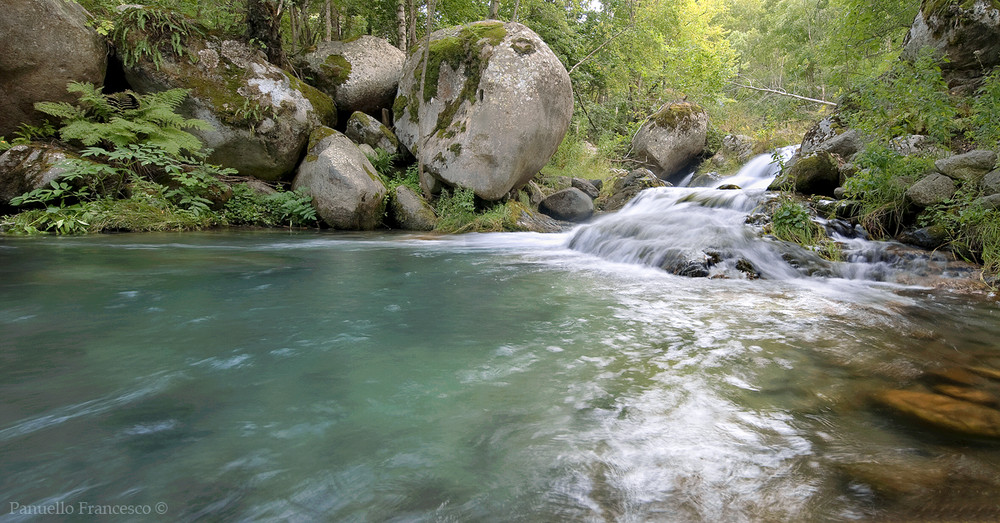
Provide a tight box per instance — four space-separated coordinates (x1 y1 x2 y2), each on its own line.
489 0 500 20
512 0 520 23
406 0 416 51
246 0 286 66
396 0 407 52
325 0 332 42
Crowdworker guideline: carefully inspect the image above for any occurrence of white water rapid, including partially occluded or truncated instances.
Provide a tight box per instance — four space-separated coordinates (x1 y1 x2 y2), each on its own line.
566 148 976 283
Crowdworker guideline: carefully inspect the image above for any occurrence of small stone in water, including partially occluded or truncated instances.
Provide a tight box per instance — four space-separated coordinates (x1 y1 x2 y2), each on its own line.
932 384 1000 407
874 389 1000 439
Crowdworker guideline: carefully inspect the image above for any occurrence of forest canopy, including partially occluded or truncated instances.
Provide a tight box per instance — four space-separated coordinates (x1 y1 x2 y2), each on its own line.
73 0 919 150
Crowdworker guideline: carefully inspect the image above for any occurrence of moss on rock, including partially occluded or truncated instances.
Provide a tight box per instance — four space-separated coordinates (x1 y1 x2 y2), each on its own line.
651 102 704 131
285 71 337 126
321 54 352 87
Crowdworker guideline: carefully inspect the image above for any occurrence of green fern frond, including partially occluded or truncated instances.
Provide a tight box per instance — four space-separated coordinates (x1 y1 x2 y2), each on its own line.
34 101 86 121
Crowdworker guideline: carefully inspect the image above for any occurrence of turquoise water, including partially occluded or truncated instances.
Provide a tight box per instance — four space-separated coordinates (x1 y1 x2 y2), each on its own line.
2 230 1000 521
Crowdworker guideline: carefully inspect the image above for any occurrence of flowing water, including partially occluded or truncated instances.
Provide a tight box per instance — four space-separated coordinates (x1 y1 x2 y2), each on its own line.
2 154 1000 522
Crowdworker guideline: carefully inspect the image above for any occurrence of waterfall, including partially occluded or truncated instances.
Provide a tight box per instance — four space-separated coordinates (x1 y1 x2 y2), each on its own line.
565 147 971 282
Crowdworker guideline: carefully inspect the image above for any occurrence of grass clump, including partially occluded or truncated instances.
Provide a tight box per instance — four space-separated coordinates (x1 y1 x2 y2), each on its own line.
110 6 203 69
767 197 841 261
222 184 318 228
842 143 936 237
433 186 513 233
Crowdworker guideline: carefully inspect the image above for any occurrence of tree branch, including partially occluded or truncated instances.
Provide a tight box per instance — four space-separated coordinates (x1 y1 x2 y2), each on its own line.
731 82 838 107
567 25 632 76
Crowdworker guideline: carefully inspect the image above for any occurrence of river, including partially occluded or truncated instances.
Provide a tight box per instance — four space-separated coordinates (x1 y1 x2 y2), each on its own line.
2 156 1000 521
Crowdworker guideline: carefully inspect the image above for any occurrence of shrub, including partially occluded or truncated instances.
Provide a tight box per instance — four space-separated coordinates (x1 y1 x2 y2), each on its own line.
842 143 935 238
223 184 318 228
433 187 513 233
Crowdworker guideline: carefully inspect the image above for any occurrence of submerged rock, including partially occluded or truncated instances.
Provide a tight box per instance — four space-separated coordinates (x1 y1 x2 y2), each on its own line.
0 0 108 136
298 36 405 118
292 127 387 230
394 21 573 201
874 389 1000 439
631 101 708 180
124 34 335 181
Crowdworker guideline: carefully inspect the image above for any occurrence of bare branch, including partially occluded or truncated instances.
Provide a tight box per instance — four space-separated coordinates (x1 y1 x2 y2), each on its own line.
731 82 838 107
567 25 633 76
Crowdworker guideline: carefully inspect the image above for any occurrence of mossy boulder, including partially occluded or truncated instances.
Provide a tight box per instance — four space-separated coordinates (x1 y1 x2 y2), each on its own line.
631 101 709 180
298 36 405 119
769 151 840 197
291 127 387 230
344 111 400 155
0 0 108 137
123 35 335 181
389 185 437 231
0 144 84 207
394 21 574 201
903 0 1000 90
598 168 670 212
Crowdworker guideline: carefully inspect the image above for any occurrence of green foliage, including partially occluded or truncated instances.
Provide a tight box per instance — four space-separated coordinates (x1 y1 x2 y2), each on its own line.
433 187 513 233
841 49 958 144
543 129 612 182
843 143 936 238
35 82 210 157
920 184 1000 274
11 121 57 144
110 6 202 69
970 69 1000 152
768 197 841 261
223 184 318 228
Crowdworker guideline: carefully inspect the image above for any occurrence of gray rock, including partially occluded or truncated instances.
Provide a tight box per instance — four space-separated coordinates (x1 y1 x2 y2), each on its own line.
344 111 400 154
981 169 1000 195
978 193 1000 210
298 36 405 118
722 134 754 162
0 144 80 205
571 178 600 199
905 173 956 208
292 128 387 230
124 38 336 181
588 179 604 191
600 168 669 212
390 185 437 231
631 101 708 179
769 151 839 197
898 226 950 250
521 180 545 206
689 172 722 187
889 135 946 157
394 21 573 201
902 0 1000 90
0 0 108 137
539 188 594 222
800 116 848 155
935 150 997 181
357 143 377 159
509 201 563 232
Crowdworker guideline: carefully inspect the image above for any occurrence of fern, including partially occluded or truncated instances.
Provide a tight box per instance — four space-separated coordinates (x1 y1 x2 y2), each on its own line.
34 81 209 157
111 6 202 69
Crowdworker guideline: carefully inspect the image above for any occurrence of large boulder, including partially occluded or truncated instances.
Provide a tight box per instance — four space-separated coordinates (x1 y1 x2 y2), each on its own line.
123 29 335 181
292 127 387 230
902 0 1000 91
298 36 405 118
631 101 708 180
394 21 573 201
344 111 400 154
389 185 437 231
0 144 80 206
539 188 594 222
0 0 108 137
